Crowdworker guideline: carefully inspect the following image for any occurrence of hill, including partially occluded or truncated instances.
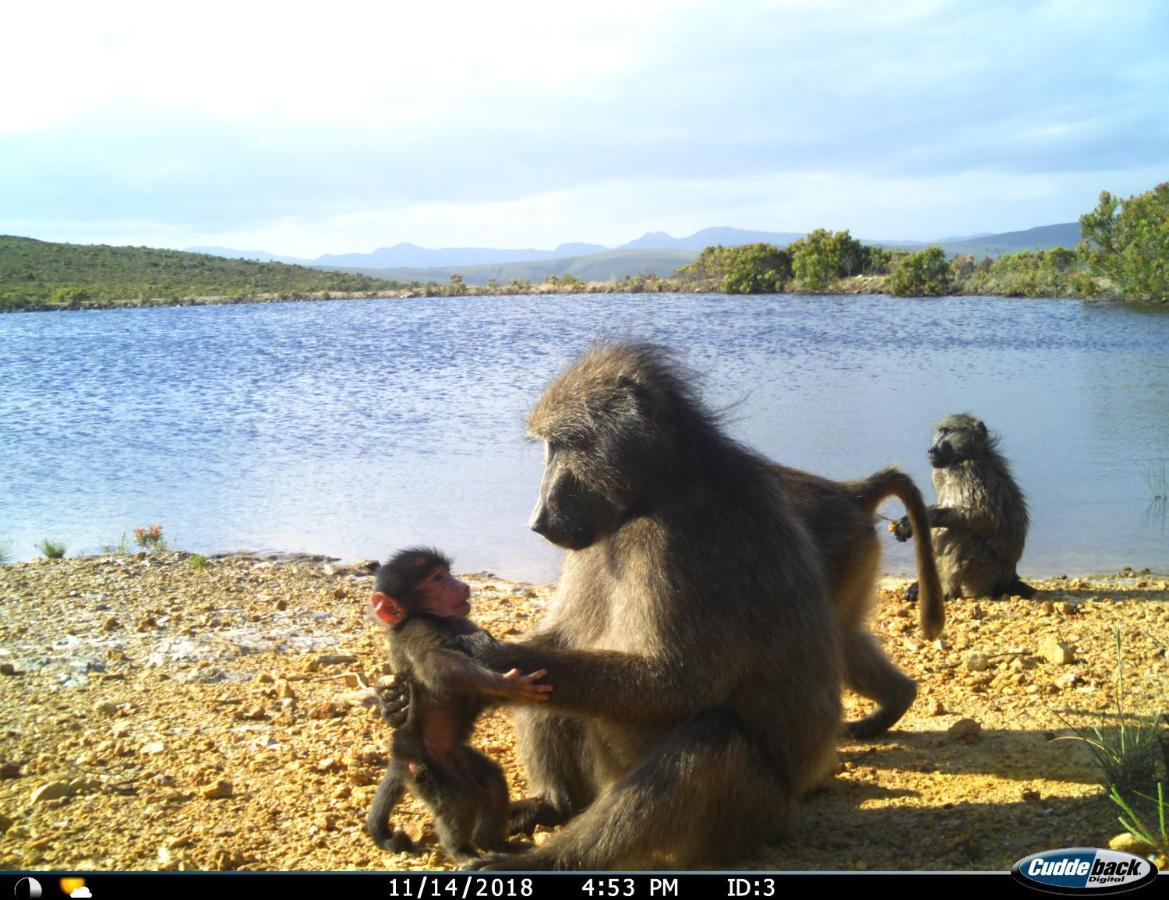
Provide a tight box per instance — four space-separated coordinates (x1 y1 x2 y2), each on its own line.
0 235 390 311
939 223 1081 258
334 248 699 286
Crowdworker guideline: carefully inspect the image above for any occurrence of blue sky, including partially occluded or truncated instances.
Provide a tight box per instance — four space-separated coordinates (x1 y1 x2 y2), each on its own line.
1 0 1166 256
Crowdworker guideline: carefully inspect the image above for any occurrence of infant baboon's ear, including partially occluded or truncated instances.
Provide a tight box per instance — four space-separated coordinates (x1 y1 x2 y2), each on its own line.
371 592 406 627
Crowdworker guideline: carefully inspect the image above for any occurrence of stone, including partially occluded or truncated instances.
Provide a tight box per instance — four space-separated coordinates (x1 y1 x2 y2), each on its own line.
947 718 982 742
201 779 233 799
966 652 991 672
30 781 75 803
1039 636 1074 665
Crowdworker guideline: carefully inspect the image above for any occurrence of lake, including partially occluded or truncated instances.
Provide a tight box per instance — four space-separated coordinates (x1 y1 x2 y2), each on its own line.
1 293 1167 582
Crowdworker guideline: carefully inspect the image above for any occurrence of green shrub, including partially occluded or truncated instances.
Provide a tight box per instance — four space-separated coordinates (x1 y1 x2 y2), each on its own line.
38 539 67 559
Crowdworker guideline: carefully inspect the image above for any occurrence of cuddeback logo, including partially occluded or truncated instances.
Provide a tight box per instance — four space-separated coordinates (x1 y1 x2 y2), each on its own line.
1011 848 1158 894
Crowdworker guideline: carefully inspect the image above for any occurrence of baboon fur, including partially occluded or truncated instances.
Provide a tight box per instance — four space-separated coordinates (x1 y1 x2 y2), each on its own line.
480 343 842 870
897 413 1034 600
775 464 943 738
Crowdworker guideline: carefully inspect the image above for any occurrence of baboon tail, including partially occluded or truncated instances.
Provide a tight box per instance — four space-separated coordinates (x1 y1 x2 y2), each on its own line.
853 467 945 640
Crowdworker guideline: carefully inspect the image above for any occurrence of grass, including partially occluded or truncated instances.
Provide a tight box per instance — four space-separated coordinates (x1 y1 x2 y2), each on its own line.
189 554 209 571
37 539 67 559
1140 461 1168 501
1111 782 1169 857
0 539 9 565
1058 629 1167 855
100 532 132 555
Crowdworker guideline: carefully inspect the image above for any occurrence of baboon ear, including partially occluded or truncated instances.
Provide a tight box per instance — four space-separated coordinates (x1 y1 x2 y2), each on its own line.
977 420 988 435
371 592 406 627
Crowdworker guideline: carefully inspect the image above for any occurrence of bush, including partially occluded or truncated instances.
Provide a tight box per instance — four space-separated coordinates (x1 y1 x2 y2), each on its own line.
1080 183 1169 304
38 539 67 559
889 246 951 296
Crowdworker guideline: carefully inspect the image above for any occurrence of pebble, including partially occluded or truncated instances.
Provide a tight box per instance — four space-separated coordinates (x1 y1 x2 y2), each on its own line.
140 741 167 755
947 718 982 742
201 779 234 799
1108 832 1152 855
966 652 991 672
0 762 21 779
30 781 74 803
0 813 13 833
1038 636 1075 665
0 663 16 676
95 702 119 716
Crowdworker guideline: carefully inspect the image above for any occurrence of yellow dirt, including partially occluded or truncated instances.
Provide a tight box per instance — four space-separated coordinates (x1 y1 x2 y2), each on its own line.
1 553 1166 871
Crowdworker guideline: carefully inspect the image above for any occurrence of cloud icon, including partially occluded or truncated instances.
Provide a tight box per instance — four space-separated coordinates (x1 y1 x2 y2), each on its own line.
70 889 92 899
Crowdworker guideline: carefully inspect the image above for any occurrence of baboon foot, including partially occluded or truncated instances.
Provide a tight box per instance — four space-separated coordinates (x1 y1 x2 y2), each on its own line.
375 829 417 854
508 796 572 835
1008 577 1037 599
903 580 920 603
468 848 563 871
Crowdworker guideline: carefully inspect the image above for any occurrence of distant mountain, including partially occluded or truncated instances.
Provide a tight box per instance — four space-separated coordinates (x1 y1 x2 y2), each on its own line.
331 249 699 286
185 246 309 264
191 221 1085 276
938 222 1081 258
312 241 608 269
618 227 805 251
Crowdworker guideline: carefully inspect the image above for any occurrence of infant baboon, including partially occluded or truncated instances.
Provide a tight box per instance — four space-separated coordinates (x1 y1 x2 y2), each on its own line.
366 547 551 862
775 464 943 738
893 413 1036 599
474 342 842 870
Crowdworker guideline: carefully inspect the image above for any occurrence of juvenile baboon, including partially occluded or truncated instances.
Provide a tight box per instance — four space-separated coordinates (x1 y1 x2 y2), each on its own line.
893 413 1036 599
366 547 551 862
775 464 943 738
472 343 842 870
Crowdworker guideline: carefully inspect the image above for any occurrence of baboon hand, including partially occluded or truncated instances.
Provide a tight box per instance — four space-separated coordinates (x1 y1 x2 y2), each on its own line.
494 668 553 703
891 515 913 542
375 675 410 727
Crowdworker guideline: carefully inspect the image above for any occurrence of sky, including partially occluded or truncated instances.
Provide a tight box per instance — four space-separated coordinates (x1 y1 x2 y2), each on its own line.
1 0 1166 257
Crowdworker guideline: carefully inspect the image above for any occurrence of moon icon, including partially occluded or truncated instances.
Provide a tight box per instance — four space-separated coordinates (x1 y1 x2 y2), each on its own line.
15 878 43 899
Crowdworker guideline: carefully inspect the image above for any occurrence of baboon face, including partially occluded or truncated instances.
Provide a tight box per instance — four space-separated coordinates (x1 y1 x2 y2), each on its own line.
928 414 988 468
526 348 672 550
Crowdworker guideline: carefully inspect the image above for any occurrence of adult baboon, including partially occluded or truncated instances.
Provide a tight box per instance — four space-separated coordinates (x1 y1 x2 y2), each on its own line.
479 342 842 870
893 413 1035 599
776 464 943 738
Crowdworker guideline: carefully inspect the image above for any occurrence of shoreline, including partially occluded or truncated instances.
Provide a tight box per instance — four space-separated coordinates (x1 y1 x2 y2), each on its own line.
0 281 1113 315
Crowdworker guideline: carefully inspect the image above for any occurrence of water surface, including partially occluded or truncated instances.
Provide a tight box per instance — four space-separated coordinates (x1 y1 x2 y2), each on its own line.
2 293 1166 581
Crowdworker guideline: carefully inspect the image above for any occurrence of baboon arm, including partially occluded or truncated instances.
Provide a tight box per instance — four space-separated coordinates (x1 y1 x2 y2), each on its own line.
487 641 718 726
929 506 997 536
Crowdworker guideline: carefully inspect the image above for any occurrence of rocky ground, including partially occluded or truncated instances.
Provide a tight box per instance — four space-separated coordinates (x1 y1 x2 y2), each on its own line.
1 552 1166 872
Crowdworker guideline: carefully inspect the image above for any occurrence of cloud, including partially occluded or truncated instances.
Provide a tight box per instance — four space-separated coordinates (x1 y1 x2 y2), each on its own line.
1 0 1166 251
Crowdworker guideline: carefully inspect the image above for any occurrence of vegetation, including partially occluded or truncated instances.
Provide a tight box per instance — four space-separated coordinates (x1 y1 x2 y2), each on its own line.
134 523 168 552
0 235 391 311
675 243 792 293
1080 182 1169 304
0 539 9 565
100 533 132 555
3 183 1165 309
888 246 951 296
789 229 892 290
37 539 67 559
189 554 210 571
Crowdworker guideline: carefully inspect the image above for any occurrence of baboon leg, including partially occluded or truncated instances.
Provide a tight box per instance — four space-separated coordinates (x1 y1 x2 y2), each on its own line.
1008 576 1037 599
462 749 511 851
415 766 480 861
368 758 417 853
477 712 792 870
842 630 917 739
510 708 595 834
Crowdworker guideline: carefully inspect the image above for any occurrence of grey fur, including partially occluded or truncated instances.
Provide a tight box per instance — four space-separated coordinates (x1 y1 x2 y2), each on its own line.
478 342 842 870
776 464 944 738
895 413 1034 599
